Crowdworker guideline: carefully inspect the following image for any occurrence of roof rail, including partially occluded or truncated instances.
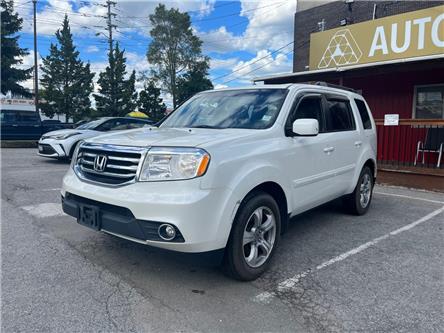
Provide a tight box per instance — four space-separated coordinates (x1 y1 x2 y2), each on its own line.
309 81 359 94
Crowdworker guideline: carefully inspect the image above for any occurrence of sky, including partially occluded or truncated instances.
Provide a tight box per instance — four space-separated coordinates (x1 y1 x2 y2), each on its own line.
12 0 297 106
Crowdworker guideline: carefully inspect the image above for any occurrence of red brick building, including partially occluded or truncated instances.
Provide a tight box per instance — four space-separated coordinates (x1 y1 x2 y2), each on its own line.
254 1 444 186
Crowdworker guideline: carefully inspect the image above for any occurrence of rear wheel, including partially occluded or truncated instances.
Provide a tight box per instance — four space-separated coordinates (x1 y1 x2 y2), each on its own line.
223 192 280 281
343 166 374 215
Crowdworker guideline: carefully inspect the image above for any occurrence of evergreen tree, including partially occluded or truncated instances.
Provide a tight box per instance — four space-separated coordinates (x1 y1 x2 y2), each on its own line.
1 0 33 97
147 4 211 108
176 60 213 105
40 15 94 121
94 43 137 117
138 80 166 122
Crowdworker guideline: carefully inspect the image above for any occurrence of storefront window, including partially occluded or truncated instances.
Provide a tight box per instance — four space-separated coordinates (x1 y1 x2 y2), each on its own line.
414 85 444 119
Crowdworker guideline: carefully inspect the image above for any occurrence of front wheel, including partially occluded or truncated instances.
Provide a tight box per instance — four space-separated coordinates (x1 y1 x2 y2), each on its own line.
223 192 280 281
343 166 374 215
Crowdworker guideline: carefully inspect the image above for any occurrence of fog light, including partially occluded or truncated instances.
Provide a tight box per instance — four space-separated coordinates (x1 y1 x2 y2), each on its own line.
158 224 176 241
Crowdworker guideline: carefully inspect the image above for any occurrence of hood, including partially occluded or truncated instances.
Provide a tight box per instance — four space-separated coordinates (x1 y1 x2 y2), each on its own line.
43 128 94 137
87 127 257 148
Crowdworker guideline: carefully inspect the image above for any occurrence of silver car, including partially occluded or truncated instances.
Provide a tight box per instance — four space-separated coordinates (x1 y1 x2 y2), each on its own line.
38 117 153 159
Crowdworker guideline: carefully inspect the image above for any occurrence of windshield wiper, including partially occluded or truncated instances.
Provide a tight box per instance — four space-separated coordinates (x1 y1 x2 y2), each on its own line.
191 125 221 129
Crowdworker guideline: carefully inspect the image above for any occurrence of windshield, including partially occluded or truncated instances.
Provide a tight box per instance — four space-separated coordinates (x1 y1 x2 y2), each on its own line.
161 89 288 129
76 119 107 130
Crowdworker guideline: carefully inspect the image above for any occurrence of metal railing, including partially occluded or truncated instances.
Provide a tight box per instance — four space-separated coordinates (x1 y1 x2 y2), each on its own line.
375 119 444 170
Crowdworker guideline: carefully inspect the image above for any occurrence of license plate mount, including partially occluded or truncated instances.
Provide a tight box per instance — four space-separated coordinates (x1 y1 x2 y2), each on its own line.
78 204 100 230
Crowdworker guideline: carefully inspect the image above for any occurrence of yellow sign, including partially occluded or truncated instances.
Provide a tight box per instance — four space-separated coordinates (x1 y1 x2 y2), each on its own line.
309 5 444 70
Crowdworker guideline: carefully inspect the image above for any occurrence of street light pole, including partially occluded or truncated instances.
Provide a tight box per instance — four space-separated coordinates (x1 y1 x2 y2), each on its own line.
32 0 39 117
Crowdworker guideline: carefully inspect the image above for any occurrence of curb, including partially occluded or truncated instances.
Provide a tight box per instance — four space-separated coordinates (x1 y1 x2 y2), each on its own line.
1 140 38 148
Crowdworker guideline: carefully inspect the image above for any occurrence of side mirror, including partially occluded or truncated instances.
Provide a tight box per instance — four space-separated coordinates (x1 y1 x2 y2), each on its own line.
292 119 319 136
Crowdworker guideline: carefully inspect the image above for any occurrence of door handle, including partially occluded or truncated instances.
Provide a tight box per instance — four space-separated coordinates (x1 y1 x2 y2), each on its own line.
354 141 362 147
323 147 335 153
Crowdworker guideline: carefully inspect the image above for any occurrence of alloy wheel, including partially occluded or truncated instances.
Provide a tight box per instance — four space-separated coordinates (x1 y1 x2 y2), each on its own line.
360 173 372 208
242 206 276 268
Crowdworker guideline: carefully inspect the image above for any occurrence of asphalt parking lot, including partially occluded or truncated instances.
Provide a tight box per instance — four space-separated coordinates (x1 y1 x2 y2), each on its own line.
1 148 443 332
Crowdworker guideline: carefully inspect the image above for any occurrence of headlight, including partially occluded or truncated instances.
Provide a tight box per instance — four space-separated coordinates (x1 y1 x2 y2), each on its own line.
51 132 81 140
138 147 210 181
70 140 84 169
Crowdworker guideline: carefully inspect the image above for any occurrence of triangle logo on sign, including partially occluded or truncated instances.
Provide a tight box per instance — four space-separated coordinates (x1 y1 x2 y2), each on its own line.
318 29 363 69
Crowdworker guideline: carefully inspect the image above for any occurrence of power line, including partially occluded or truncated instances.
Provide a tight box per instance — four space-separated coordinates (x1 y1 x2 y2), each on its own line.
212 41 294 82
201 30 293 44
194 1 286 23
221 48 295 85
210 1 288 32
218 40 312 85
13 1 32 9
113 0 239 20
14 3 106 18
116 1 287 28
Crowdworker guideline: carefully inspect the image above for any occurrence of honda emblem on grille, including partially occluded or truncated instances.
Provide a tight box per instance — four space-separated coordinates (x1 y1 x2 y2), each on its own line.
93 154 107 172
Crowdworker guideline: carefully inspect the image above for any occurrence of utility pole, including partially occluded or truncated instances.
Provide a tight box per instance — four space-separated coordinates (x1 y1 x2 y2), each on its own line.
105 0 117 55
32 0 39 117
105 0 117 112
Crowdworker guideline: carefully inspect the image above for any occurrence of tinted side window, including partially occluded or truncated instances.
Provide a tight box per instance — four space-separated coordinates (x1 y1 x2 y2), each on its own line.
110 119 130 130
96 119 117 131
326 100 355 132
1 111 17 122
355 99 372 129
18 111 39 122
127 119 148 129
289 97 324 132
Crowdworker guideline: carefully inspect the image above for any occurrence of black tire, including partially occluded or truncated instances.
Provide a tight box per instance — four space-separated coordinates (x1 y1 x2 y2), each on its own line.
223 191 281 281
343 166 374 215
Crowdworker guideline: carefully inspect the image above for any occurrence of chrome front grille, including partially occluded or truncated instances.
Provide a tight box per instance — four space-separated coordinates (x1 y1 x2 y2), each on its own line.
74 143 146 186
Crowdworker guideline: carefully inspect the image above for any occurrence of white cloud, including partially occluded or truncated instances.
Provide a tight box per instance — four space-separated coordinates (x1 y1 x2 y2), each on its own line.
13 50 42 92
198 0 296 54
86 45 99 53
210 57 239 70
15 0 217 39
215 49 292 85
214 83 228 90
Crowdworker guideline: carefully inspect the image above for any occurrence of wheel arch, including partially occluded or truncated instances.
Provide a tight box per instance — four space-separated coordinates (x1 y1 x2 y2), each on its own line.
237 181 289 234
68 140 81 158
347 154 377 194
363 158 377 180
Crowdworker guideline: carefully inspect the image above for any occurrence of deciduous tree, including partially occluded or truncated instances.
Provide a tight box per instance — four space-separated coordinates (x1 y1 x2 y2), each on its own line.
176 60 213 105
147 4 211 108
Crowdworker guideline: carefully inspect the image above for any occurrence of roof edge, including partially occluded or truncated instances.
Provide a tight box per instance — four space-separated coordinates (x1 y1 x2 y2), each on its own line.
253 54 444 82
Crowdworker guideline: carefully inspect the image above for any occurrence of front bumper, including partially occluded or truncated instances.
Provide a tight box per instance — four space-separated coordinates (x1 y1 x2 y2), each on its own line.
62 168 236 253
38 139 67 158
62 192 185 243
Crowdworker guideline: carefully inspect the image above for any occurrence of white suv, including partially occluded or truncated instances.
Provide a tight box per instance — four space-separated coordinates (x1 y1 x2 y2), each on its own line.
62 83 377 280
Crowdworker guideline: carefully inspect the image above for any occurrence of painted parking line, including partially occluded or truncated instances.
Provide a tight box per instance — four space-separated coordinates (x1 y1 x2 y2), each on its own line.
374 191 444 205
21 203 65 218
254 205 444 304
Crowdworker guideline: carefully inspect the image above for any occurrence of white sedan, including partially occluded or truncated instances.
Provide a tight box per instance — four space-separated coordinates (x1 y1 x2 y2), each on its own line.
38 117 153 159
